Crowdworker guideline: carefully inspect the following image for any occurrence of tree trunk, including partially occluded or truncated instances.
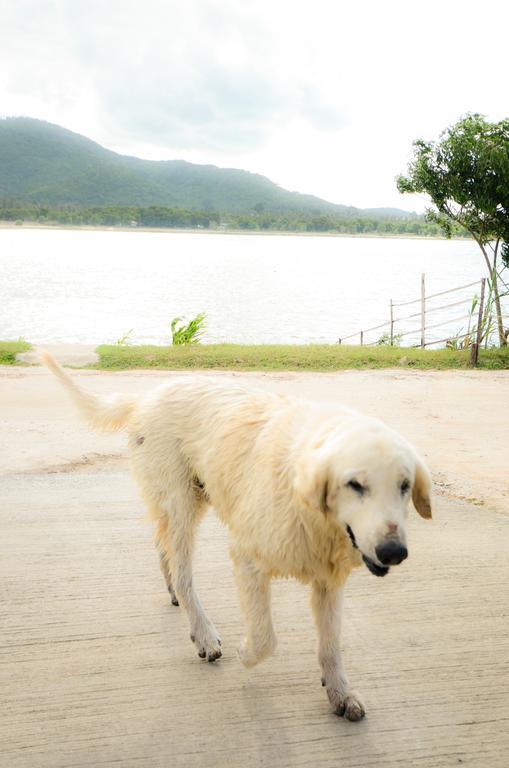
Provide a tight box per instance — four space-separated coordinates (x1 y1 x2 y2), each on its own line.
492 241 507 347
492 276 507 346
478 240 506 347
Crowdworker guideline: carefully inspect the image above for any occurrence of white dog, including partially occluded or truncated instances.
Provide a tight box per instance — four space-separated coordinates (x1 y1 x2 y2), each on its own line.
42 353 432 721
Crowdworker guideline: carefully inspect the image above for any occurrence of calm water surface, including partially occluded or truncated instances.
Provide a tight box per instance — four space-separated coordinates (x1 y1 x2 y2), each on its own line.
0 228 493 346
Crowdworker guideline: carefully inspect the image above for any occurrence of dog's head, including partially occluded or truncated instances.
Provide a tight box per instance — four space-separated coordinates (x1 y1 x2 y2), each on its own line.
294 421 432 577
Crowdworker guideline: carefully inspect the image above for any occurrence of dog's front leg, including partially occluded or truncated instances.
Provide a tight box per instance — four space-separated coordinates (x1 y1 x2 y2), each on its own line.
232 550 277 667
311 581 365 721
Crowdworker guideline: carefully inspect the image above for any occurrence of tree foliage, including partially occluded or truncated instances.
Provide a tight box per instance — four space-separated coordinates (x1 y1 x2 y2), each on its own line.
397 114 509 344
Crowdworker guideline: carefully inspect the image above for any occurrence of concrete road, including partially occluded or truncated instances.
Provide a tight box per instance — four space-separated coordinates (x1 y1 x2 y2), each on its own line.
1 366 509 767
2 471 509 768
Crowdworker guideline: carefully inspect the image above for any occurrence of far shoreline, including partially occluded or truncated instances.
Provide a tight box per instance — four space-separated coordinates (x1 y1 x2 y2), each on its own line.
0 221 470 242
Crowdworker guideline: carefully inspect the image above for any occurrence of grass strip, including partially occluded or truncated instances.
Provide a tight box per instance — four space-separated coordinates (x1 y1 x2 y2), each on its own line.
96 343 509 371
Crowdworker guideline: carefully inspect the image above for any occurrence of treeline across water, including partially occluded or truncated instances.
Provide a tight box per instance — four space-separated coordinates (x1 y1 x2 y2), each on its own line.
0 203 218 229
0 202 470 237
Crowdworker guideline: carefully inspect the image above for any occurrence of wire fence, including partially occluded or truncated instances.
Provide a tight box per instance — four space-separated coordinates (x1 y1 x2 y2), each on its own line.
338 274 508 360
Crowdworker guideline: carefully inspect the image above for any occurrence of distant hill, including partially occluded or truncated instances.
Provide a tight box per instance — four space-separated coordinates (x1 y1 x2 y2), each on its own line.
0 117 415 217
362 207 416 218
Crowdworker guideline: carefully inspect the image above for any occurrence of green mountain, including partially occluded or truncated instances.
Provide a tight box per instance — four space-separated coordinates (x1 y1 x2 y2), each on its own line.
0 117 413 216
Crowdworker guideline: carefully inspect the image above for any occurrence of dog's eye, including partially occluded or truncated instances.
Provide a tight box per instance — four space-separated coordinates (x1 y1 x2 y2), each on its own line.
347 480 366 495
400 479 410 495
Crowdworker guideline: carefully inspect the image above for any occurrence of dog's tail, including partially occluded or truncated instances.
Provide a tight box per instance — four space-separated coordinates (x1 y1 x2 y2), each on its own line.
40 351 136 432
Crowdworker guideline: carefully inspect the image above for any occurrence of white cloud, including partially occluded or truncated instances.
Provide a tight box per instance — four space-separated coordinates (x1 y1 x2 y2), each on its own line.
0 0 507 210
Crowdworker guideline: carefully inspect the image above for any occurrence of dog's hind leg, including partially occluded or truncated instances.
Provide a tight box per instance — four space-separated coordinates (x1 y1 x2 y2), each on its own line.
232 548 277 667
160 488 222 663
158 545 179 606
155 519 179 606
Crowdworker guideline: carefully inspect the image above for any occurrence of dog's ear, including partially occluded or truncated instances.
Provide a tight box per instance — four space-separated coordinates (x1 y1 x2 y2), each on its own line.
412 455 432 519
294 443 338 514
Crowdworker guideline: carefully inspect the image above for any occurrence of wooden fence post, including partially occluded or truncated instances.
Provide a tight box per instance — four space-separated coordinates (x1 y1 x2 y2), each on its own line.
420 273 426 348
390 300 394 345
470 278 486 367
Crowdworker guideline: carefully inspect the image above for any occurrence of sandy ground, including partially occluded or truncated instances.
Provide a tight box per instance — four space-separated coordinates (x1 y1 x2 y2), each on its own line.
1 364 509 767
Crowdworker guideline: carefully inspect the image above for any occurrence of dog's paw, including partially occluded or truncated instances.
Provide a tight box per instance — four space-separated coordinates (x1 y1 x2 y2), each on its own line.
342 693 366 722
190 624 222 663
325 685 366 722
237 633 276 668
237 639 261 668
167 585 179 606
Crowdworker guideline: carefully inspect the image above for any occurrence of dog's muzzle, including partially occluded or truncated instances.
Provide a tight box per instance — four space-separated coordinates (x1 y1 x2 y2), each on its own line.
346 525 390 578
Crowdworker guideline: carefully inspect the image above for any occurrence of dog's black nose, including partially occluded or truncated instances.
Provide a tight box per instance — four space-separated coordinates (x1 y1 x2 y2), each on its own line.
375 540 408 566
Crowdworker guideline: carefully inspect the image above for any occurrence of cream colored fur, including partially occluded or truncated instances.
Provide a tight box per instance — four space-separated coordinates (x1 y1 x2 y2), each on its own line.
41 353 432 721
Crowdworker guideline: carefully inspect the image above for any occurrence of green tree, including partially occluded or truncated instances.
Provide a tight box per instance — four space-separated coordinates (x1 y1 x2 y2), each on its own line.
397 114 509 345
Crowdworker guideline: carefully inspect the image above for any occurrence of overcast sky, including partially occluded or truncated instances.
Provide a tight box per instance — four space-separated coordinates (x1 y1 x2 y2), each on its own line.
1 0 507 211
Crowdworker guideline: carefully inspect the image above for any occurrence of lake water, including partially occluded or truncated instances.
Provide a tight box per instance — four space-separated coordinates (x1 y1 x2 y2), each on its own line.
0 227 501 347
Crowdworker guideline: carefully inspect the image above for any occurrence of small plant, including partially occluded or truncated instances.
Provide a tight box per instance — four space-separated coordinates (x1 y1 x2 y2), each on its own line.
445 337 461 350
171 313 207 345
115 329 134 346
448 296 479 350
376 332 402 347
447 287 497 350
